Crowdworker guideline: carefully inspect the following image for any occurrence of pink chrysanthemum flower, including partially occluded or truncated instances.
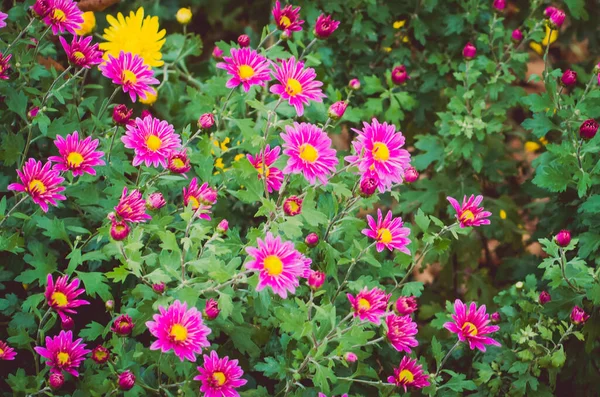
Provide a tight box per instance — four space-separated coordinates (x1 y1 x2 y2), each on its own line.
45 274 90 321
194 350 248 397
0 52 11 80
34 330 90 376
99 51 159 102
345 118 411 192
270 57 325 116
447 195 491 228
48 131 105 176
246 145 284 193
183 178 218 221
167 150 192 175
281 122 338 185
385 315 418 353
216 48 271 92
113 187 151 223
387 356 430 392
122 115 181 167
0 340 17 360
0 12 8 29
362 209 411 254
245 232 311 298
145 300 211 362
347 287 390 325
58 35 102 69
8 158 66 212
42 0 83 35
443 299 501 352
272 0 304 34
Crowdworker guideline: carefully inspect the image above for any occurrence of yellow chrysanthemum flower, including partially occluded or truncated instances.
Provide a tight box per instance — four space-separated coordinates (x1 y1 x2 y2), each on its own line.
139 90 157 105
393 20 406 29
76 12 96 36
100 7 166 68
539 137 549 145
499 210 507 220
529 25 558 56
176 8 193 25
382 46 392 53
524 141 541 153
215 158 225 169
234 153 245 162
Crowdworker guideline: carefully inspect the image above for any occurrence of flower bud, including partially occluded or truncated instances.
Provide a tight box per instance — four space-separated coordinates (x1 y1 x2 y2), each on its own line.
348 78 360 90
403 166 419 183
511 29 523 43
112 104 133 126
237 34 250 47
594 63 600 74
49 373 64 390
140 109 152 119
152 282 165 294
394 296 418 315
570 306 589 325
110 220 130 241
280 31 291 41
492 0 506 11
560 69 577 86
61 316 74 330
307 270 326 290
515 281 524 290
539 291 551 305
283 196 303 216
111 314 134 336
198 113 215 130
328 101 347 120
28 38 39 49
91 345 110 364
463 42 477 60
555 229 571 247
118 370 135 391
204 298 220 320
579 119 598 140
391 65 409 85
359 173 378 197
544 6 558 17
549 9 565 29
167 150 192 174
212 46 224 60
305 233 319 247
491 312 501 323
314 14 340 39
176 7 192 25
146 192 166 210
344 352 358 363
217 219 229 234
27 106 40 120
105 300 115 311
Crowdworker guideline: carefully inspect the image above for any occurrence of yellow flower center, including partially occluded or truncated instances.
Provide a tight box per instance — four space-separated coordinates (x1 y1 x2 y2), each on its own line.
213 371 227 386
286 200 300 213
52 9 67 22
119 320 130 328
398 369 414 383
172 158 185 168
499 210 507 220
255 163 270 177
57 352 70 365
285 78 303 96
28 179 47 194
279 16 292 28
299 144 318 163
377 228 393 244
94 350 107 360
170 324 188 342
0 347 4 355
67 151 84 167
115 224 126 233
238 65 255 79
122 69 138 84
188 196 200 209
264 255 283 276
73 51 86 61
51 291 68 307
146 135 162 151
357 298 371 310
462 321 478 336
372 142 390 161
460 210 475 223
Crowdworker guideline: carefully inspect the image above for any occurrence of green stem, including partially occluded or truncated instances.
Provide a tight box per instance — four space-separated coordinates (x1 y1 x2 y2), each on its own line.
91 87 120 135
5 18 36 54
40 65 72 107
106 125 120 164
330 243 376 302
260 99 283 199
434 340 461 378
559 247 582 293
257 29 276 49
299 38 318 60
33 26 51 58
0 196 27 228
336 377 391 387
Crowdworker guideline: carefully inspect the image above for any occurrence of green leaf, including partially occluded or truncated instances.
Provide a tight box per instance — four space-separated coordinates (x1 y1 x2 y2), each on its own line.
532 165 571 192
5 90 28 120
79 321 107 341
75 272 112 300
105 265 130 283
431 336 443 367
522 113 557 138
441 370 477 392
401 281 424 297
363 75 385 95
414 208 430 232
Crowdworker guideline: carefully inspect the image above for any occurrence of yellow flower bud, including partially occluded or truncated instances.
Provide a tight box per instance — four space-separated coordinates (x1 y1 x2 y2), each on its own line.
393 20 406 29
75 12 96 36
499 210 507 220
524 141 541 153
140 90 157 105
176 8 193 25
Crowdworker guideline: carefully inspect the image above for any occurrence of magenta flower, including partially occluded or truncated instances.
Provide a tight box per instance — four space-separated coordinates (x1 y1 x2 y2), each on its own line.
99 51 159 102
314 14 340 39
0 12 7 29
111 314 134 336
246 145 284 193
549 9 566 28
48 131 105 176
212 46 224 60
579 119 599 140
122 115 181 167
245 232 311 298
386 315 418 353
59 35 102 69
345 118 411 192
113 187 151 223
110 220 130 240
270 57 325 116
183 178 218 221
91 345 110 364
443 299 501 352
0 340 17 360
194 350 248 397
34 330 90 376
204 299 220 320
118 370 135 390
359 169 379 197
463 42 477 59
45 274 90 321
168 150 192 175
281 122 338 185
328 101 347 120
307 270 325 290
272 0 304 34
511 29 523 42
146 300 211 362
216 48 271 92
147 192 166 210
395 296 418 316
49 373 64 389
571 306 589 325
347 287 390 325
42 0 83 35
31 0 51 18
0 52 11 80
447 194 491 228
362 209 411 254
8 159 66 212
387 356 430 392
539 291 551 305
555 229 571 247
